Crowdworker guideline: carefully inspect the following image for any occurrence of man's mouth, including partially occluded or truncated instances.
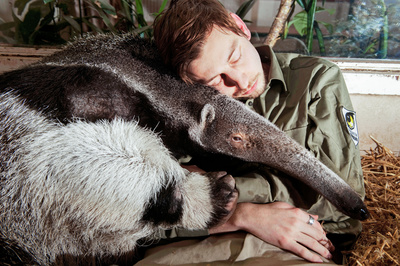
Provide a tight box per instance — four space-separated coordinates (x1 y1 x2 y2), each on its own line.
244 79 258 95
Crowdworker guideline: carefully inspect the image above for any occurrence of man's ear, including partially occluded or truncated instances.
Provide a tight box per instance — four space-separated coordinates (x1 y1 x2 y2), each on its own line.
230 13 251 40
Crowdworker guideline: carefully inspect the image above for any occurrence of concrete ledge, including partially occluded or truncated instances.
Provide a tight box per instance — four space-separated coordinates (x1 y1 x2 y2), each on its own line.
0 45 61 73
330 58 400 95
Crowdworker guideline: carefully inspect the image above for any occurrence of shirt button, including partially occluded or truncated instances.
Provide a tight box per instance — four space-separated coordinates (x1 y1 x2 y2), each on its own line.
247 101 254 106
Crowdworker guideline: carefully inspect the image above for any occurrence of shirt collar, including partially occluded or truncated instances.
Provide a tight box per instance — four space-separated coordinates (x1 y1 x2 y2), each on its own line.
243 45 287 107
255 44 288 93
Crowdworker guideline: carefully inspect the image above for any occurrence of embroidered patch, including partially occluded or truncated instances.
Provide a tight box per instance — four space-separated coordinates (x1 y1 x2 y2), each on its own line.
341 107 359 147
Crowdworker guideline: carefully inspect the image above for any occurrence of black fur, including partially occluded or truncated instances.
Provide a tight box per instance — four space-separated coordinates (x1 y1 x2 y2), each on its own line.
142 183 184 226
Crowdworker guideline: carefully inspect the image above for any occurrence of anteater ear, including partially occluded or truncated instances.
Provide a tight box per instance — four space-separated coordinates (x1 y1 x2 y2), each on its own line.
199 103 215 129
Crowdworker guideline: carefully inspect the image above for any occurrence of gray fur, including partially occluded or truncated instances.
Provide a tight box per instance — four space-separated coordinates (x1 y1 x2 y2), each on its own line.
0 33 368 264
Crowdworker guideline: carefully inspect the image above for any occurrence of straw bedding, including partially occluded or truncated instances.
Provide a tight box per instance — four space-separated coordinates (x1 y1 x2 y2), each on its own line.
345 136 400 266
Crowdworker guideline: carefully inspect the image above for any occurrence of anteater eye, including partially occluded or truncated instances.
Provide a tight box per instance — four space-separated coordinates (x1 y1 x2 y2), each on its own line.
232 136 243 142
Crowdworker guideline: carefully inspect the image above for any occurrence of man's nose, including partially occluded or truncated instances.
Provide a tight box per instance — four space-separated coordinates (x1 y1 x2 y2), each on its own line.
223 69 248 90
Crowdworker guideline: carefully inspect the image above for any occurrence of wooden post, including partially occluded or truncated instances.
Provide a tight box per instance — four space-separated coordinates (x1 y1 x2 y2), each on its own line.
264 0 294 48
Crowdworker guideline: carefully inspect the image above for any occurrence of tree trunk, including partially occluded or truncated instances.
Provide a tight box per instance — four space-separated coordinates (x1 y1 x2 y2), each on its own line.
264 0 294 48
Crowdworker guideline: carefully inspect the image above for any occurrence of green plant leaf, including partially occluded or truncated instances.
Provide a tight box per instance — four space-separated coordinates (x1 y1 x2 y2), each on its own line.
95 0 117 16
82 17 105 33
28 0 48 9
0 21 16 31
132 24 151 35
157 0 169 15
377 0 388 59
306 0 317 52
0 35 18 44
325 8 335 15
296 0 306 10
89 1 118 32
314 21 325 55
120 0 134 23
135 0 148 28
63 15 82 33
19 8 41 41
57 3 70 15
290 4 334 36
318 20 333 34
283 21 289 39
39 6 55 27
313 6 335 15
291 11 308 36
10 12 23 43
14 0 32 15
135 0 144 15
236 0 256 19
11 11 22 27
0 17 16 40
363 41 377 54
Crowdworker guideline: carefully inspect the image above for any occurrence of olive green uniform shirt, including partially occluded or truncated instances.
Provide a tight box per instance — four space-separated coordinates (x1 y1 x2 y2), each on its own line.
235 45 365 235
160 45 365 239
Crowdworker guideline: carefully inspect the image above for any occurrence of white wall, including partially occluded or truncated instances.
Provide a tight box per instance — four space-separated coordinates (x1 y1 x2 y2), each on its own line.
351 94 400 154
330 59 400 154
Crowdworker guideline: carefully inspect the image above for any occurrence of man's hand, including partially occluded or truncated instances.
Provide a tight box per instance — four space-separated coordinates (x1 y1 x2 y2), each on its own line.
181 165 334 262
181 164 206 174
210 202 335 263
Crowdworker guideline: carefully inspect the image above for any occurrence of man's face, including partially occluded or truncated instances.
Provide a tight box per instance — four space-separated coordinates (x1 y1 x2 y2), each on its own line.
187 27 266 100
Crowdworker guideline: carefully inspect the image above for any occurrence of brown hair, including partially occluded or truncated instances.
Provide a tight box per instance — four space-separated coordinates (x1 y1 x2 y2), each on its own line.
153 0 245 83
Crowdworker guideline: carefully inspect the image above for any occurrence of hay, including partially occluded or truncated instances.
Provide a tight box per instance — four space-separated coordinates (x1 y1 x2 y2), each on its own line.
345 136 400 266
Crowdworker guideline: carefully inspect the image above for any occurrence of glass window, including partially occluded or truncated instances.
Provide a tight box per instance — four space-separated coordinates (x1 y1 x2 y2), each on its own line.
138 0 400 60
241 0 400 60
